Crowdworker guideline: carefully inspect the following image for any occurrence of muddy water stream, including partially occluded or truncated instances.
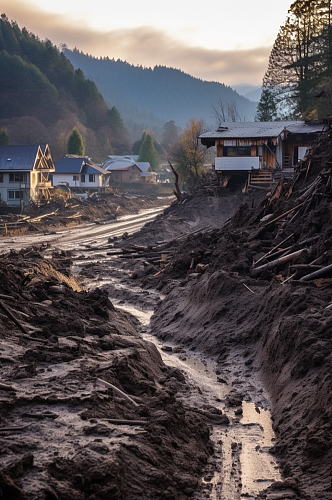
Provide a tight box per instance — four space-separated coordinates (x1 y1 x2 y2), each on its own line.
76 263 282 500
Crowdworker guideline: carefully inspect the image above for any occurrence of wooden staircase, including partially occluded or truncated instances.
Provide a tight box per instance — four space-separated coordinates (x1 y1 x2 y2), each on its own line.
248 169 275 187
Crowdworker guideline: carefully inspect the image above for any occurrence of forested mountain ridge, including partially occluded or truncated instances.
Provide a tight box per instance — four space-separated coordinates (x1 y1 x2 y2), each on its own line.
64 48 258 129
0 15 130 160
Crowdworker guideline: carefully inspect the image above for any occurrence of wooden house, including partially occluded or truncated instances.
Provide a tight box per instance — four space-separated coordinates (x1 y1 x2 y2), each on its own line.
199 121 324 187
0 144 54 207
102 156 150 183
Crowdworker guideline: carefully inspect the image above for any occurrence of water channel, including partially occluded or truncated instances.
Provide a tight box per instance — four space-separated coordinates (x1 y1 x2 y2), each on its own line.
74 253 282 500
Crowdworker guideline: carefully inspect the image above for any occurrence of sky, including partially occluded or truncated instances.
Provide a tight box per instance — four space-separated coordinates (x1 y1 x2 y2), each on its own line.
1 0 292 89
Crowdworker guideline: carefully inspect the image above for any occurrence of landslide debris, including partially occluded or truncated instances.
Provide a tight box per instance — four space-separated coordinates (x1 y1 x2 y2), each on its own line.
144 120 332 499
0 248 213 499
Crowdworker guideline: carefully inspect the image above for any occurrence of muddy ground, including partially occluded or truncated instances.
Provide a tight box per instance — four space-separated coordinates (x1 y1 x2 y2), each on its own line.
1 127 332 500
90 136 332 500
0 190 170 238
0 250 213 500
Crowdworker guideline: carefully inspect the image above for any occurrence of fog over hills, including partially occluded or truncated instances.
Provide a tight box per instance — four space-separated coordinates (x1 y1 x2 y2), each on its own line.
64 48 258 130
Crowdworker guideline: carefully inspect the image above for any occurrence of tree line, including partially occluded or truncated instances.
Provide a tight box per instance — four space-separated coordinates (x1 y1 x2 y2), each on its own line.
0 14 131 161
257 0 332 121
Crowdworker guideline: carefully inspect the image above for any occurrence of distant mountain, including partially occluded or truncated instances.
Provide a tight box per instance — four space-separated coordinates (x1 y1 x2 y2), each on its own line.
244 88 262 102
64 49 258 129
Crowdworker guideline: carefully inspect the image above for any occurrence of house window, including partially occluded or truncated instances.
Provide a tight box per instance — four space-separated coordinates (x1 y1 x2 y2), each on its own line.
81 174 85 182
8 190 23 200
73 175 79 181
0 173 3 183
223 146 252 157
9 173 27 183
89 174 95 182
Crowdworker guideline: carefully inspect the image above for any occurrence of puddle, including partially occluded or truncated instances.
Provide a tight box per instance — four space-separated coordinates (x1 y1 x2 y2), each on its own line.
111 300 282 500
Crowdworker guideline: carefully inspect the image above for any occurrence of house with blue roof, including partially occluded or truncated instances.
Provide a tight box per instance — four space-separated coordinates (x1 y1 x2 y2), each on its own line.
0 144 55 206
53 155 110 191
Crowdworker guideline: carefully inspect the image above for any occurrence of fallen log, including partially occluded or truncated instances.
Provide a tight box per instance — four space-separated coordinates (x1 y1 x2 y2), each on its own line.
253 233 294 267
300 263 332 282
262 202 305 228
0 300 30 335
96 378 139 406
0 382 16 391
0 294 15 301
251 249 305 276
105 419 148 425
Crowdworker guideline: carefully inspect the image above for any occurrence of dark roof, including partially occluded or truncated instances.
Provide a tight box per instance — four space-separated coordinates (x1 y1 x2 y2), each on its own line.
199 121 324 140
54 157 108 175
0 145 40 171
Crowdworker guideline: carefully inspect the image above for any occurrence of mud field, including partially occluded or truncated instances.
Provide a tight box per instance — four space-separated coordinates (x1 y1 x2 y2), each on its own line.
1 125 332 500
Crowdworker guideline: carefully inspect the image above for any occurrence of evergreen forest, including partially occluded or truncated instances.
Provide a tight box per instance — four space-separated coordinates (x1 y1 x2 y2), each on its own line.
0 15 130 161
257 0 332 121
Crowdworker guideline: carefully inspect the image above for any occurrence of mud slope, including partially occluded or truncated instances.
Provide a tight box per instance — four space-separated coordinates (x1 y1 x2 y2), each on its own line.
116 174 262 246
150 123 332 500
0 250 212 500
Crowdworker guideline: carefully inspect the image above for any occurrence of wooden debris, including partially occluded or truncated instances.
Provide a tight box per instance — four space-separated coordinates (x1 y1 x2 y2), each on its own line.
0 300 30 335
105 419 148 425
0 382 17 391
261 202 305 228
300 263 332 282
251 249 305 276
243 283 255 294
253 233 295 267
96 378 139 407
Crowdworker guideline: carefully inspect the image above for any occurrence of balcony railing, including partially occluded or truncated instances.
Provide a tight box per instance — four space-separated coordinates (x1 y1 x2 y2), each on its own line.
215 156 260 171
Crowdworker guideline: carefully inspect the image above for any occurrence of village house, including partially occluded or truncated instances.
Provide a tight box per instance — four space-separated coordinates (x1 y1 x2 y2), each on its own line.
102 156 157 183
199 121 324 187
0 144 55 207
53 155 109 191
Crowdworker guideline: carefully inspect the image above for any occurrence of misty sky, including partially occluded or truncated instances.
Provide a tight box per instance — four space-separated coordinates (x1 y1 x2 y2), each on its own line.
2 0 291 88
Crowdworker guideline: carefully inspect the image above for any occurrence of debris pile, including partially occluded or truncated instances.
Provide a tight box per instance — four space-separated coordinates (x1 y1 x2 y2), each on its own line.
0 191 167 236
144 121 332 499
0 249 213 499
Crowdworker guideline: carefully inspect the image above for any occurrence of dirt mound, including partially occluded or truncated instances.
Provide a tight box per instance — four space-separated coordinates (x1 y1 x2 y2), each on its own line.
146 125 332 499
0 249 213 499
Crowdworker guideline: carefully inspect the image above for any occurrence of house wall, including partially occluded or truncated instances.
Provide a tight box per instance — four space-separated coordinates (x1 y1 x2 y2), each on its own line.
110 165 142 183
0 171 30 205
53 173 102 189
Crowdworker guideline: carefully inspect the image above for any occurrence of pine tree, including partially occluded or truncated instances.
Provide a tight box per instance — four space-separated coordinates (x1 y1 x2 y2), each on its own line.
138 134 159 170
261 0 332 118
67 128 84 155
255 88 278 121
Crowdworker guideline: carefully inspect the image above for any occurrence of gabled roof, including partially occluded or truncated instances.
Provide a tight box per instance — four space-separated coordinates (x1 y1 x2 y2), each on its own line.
0 145 41 171
103 158 142 172
136 162 151 173
199 121 324 140
54 157 108 175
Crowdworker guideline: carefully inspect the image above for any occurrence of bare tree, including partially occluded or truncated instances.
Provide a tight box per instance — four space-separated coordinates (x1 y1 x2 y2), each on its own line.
212 100 241 126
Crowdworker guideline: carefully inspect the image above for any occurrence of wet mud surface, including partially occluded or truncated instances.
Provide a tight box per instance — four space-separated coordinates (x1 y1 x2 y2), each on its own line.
1 144 332 500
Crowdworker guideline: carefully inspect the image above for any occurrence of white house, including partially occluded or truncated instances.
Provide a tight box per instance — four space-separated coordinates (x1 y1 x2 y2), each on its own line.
53 156 109 191
0 144 55 206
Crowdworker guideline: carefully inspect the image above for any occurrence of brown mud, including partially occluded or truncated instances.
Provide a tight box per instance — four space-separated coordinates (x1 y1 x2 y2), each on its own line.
0 250 213 499
2 120 332 500
105 125 332 499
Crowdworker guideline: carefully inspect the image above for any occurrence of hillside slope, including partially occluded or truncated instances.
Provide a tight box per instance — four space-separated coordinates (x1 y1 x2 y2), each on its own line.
64 49 258 128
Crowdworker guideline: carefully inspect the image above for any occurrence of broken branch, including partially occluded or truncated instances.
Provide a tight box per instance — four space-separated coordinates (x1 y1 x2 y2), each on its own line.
96 378 139 406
